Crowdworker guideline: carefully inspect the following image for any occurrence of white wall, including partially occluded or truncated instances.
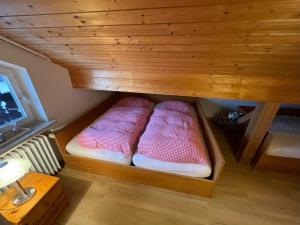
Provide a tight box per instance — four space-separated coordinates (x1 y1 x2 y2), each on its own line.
0 40 112 127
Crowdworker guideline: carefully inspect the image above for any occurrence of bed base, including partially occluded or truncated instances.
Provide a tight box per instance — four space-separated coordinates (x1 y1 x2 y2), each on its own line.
54 93 225 197
253 132 300 175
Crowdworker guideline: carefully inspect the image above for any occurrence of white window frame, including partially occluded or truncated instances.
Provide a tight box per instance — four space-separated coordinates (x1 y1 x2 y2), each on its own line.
0 66 34 134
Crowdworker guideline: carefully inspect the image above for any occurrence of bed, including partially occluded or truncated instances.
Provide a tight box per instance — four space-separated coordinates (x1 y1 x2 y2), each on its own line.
65 96 153 165
54 93 225 197
253 115 300 174
133 101 212 178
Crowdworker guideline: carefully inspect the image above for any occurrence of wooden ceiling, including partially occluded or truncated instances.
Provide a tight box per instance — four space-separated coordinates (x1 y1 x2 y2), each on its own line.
0 0 300 103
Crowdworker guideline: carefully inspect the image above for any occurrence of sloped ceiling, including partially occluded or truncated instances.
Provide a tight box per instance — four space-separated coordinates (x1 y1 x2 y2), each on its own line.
0 0 299 102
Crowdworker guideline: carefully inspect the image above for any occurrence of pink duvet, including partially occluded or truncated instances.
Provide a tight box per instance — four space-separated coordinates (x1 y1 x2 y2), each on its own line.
136 107 210 164
77 103 152 156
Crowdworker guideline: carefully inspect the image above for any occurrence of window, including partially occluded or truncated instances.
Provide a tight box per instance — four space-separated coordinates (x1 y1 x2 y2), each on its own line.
0 67 33 134
0 75 26 125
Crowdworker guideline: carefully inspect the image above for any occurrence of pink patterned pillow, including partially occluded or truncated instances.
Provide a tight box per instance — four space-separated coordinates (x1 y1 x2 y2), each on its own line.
116 97 152 109
157 101 191 114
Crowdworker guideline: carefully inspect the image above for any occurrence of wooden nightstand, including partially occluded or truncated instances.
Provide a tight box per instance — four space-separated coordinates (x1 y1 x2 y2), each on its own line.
0 172 68 225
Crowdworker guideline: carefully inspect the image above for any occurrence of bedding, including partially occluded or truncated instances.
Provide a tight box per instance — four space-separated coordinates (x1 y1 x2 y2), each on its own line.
270 115 300 133
115 96 152 109
133 101 212 177
66 97 153 165
156 100 192 114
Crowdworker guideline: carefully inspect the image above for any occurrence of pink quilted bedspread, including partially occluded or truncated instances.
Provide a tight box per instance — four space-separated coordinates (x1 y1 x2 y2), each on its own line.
77 106 151 156
136 108 210 164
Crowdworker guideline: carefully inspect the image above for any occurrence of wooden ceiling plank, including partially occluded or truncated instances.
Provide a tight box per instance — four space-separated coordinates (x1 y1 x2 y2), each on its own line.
0 2 299 28
1 21 300 38
1 0 281 16
25 43 300 54
9 34 300 45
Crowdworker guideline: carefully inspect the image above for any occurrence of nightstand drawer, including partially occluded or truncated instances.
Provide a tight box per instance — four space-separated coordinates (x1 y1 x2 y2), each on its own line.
20 183 66 225
0 173 68 225
39 191 68 225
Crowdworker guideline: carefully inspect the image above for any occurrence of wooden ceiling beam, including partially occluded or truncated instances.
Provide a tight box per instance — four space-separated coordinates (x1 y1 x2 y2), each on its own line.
69 70 300 103
235 102 281 163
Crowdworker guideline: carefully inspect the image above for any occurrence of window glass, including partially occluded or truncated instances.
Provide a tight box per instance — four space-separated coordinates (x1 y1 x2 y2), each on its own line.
0 74 26 127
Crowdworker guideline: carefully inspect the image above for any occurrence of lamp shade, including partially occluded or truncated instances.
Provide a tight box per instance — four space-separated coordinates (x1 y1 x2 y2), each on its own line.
0 159 31 189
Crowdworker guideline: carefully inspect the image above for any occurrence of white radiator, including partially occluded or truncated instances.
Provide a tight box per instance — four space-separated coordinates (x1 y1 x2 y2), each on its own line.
1 135 61 175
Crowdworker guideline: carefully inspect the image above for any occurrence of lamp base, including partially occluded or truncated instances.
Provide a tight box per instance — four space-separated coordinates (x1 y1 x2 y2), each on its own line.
12 187 36 205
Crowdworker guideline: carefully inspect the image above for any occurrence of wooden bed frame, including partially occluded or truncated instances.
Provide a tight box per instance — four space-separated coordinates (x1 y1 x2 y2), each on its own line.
53 93 225 197
252 132 300 175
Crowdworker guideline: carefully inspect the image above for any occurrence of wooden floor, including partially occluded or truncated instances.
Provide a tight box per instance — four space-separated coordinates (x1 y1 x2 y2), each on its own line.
56 128 300 225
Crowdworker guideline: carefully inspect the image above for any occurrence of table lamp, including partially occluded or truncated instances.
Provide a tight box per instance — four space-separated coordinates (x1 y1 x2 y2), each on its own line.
0 159 35 205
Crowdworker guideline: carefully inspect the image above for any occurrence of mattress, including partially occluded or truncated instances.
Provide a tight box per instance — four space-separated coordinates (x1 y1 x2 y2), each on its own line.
133 101 212 178
266 115 300 159
265 131 300 159
133 154 211 177
66 97 153 165
66 137 132 164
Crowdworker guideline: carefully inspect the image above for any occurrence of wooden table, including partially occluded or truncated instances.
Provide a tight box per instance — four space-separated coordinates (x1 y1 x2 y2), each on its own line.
0 172 68 225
